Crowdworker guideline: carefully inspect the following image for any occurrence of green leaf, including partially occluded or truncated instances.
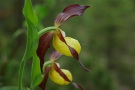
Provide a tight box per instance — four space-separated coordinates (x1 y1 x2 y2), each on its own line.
23 0 38 25
22 0 39 61
31 53 43 88
18 0 39 89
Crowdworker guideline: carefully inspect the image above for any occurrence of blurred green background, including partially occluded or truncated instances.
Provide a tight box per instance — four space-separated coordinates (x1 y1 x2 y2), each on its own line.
0 0 135 90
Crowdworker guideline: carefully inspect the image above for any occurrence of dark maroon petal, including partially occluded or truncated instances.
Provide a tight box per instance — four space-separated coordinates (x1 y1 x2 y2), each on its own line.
56 29 67 44
53 63 71 82
57 30 90 72
72 82 83 90
39 67 51 90
68 46 90 72
54 4 90 27
36 32 54 71
50 50 62 60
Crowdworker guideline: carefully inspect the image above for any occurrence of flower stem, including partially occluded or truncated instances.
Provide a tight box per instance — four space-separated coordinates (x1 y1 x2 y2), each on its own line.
18 57 26 90
38 26 57 37
18 26 57 90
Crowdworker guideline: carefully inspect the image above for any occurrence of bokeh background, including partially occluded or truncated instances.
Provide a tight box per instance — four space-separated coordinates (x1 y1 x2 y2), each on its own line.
0 0 135 90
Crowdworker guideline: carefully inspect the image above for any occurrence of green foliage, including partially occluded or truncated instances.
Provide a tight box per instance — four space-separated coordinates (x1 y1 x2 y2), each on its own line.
19 0 42 90
22 0 39 61
19 0 57 90
23 0 38 25
31 53 43 88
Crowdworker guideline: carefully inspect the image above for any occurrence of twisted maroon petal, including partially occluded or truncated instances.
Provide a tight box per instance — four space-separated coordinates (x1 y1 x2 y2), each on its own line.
53 63 71 82
56 30 90 72
54 4 90 27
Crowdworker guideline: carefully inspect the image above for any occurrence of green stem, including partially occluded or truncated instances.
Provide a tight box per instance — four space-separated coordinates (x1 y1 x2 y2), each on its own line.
18 26 57 90
18 57 26 90
42 60 53 72
38 26 57 37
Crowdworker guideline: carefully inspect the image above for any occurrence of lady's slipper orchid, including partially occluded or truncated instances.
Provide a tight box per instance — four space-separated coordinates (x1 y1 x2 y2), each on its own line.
41 51 81 89
36 4 90 90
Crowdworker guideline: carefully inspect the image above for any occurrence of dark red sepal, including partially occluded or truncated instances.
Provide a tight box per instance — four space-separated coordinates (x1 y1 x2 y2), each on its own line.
54 4 90 27
57 30 90 72
53 63 71 82
72 82 83 90
39 67 51 90
36 32 54 71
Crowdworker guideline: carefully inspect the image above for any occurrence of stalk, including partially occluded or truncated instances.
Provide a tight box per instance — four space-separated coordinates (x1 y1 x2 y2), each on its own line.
38 26 57 37
18 57 26 90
